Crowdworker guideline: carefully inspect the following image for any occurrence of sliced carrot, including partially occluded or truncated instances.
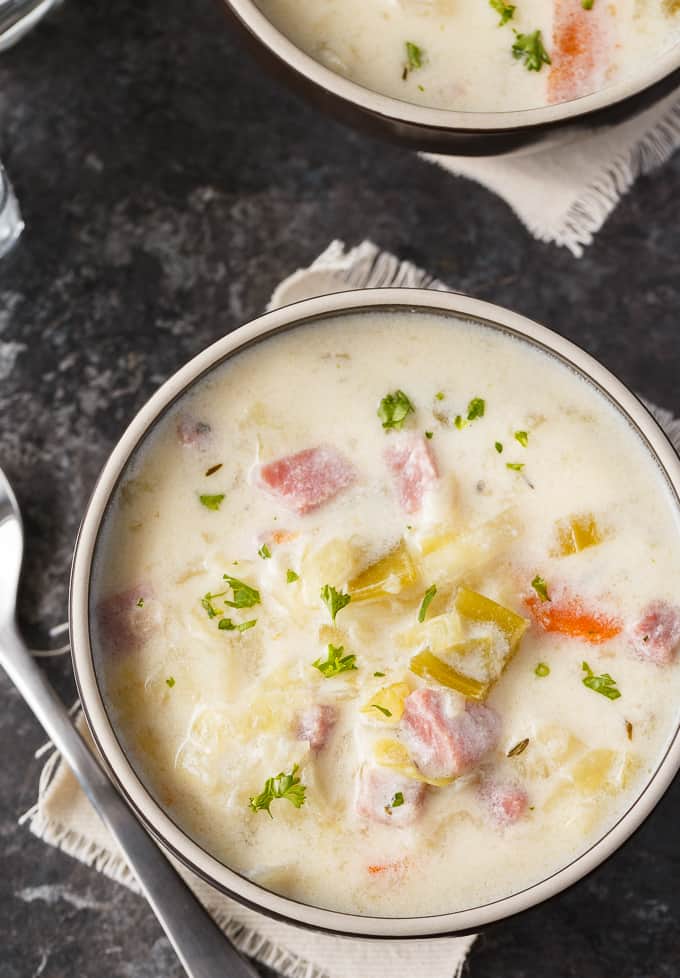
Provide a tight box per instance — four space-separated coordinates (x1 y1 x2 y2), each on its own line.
548 0 612 104
525 593 622 644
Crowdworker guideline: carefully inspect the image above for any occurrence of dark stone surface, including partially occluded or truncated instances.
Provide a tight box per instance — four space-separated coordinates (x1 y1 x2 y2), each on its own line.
0 1 679 976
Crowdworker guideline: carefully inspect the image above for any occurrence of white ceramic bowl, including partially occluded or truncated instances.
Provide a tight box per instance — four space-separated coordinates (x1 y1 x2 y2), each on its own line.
70 289 680 938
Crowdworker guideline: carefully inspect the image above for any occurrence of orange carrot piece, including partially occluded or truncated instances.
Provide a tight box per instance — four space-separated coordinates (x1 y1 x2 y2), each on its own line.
525 593 622 644
548 0 612 104
367 859 408 877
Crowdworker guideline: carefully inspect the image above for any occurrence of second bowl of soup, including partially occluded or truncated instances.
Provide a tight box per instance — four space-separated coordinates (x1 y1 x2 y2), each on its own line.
70 289 680 937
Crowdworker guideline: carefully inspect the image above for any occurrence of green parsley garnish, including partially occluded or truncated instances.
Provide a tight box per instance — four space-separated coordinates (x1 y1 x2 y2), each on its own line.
454 415 465 430
507 737 529 757
218 617 257 632
199 493 225 511
258 543 272 559
582 661 621 700
531 575 550 602
418 584 437 623
248 765 306 817
435 391 445 401
404 41 425 79
205 463 223 477
490 0 516 24
535 662 550 678
136 597 145 607
512 30 551 71
286 569 299 584
312 643 358 678
514 430 529 447
425 431 433 439
320 584 351 622
467 397 486 421
374 671 386 677
201 591 226 618
165 677 175 688
372 704 392 718
495 441 503 453
506 462 524 471
378 390 415 431
391 791 405 808
222 575 261 609
582 0 594 8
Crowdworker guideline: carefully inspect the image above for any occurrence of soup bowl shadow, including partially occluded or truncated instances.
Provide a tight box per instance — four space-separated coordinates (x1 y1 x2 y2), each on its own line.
218 0 680 156
70 288 680 939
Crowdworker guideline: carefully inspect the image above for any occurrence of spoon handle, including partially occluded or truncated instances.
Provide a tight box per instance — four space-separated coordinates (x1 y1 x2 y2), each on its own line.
0 624 260 978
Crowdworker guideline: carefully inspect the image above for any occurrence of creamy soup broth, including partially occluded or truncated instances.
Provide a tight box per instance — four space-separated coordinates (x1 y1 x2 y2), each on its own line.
93 311 680 916
254 0 680 111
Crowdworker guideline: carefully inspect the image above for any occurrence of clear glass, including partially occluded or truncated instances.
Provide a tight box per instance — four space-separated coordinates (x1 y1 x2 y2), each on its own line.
0 164 24 258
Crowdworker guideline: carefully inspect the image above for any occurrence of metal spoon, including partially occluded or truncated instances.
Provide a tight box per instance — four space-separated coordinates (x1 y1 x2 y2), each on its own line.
0 465 260 978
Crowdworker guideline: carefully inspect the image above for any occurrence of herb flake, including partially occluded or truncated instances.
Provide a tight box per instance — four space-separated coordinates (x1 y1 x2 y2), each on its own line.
312 643 358 678
218 617 257 632
507 737 529 757
490 0 516 23
535 662 550 678
372 704 392 718
205 463 223 477
531 575 550 602
506 462 524 472
495 441 503 453
166 677 175 688
378 390 415 431
514 430 529 447
582 661 621 700
199 493 225 511
512 30 551 71
258 543 272 560
286 569 299 584
320 584 351 622
418 584 437 623
222 575 261 609
249 765 306 817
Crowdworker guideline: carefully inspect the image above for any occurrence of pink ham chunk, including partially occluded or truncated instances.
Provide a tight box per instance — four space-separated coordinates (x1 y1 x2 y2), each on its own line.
402 689 501 781
355 766 426 827
480 778 529 826
629 601 680 666
96 584 162 655
176 416 211 447
548 0 613 104
384 434 438 514
259 446 355 515
297 704 337 752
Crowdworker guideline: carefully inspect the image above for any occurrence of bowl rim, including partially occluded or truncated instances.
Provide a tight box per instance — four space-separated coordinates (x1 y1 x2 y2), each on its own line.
221 0 680 133
70 287 680 938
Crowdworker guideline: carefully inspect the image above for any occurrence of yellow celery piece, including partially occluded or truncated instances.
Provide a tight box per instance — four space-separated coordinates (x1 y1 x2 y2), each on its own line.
349 539 418 603
553 513 603 557
454 587 528 651
543 749 640 814
397 610 464 655
361 682 411 723
419 509 521 584
410 650 489 701
373 738 455 787
302 537 357 590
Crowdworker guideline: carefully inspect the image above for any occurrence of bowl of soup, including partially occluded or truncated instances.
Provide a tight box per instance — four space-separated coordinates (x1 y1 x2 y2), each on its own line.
220 0 680 154
70 289 680 937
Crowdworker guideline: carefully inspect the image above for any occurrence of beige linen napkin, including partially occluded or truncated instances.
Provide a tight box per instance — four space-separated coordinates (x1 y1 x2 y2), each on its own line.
422 90 680 257
23 239 680 978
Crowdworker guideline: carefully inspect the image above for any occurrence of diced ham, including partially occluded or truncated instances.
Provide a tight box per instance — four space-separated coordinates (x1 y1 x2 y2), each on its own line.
480 778 529 826
297 704 337 752
384 434 438 514
176 416 211 447
259 446 356 515
629 600 680 666
401 688 501 781
96 584 162 654
355 766 426 827
548 0 613 104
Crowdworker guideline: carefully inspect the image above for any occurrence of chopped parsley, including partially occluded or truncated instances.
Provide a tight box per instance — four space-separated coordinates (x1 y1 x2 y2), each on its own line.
455 397 486 430
320 584 351 622
218 617 257 632
582 0 594 8
199 493 225 511
205 463 223 477
490 0 516 24
136 597 145 608
418 584 437 623
165 676 175 688
495 441 503 453
374 671 386 677
391 791 405 808
403 41 425 79
435 391 445 401
378 390 415 430
507 737 529 757
201 591 226 618
454 415 465 430
222 575 261 609
506 462 524 471
535 662 550 678
582 661 621 700
512 30 551 71
258 543 272 560
372 704 392 718
425 430 434 439
249 765 306 817
514 430 529 447
312 643 358 678
531 575 550 602
286 569 299 584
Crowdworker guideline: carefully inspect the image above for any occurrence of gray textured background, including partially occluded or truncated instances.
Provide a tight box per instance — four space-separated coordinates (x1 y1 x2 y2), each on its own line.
1 1 679 976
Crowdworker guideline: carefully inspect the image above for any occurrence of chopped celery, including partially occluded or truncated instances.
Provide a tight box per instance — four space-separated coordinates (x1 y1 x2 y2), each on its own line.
419 509 521 584
554 513 603 556
454 587 528 651
349 540 418 603
409 650 489 700
373 738 454 786
361 682 411 723
397 610 464 654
